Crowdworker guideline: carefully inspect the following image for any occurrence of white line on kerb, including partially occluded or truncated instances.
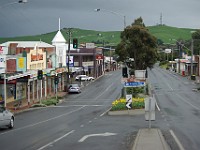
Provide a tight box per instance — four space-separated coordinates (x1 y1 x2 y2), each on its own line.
37 130 75 150
155 101 160 111
100 107 111 117
170 130 185 150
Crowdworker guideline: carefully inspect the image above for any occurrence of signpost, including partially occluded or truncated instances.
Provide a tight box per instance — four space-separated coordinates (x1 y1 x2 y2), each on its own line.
126 94 132 109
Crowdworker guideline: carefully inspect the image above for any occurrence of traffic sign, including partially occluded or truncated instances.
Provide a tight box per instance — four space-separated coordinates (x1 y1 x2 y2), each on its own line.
126 95 132 109
124 82 145 87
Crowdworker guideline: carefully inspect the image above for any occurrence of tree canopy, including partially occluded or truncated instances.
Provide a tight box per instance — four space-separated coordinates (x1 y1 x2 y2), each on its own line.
192 29 200 55
116 17 158 70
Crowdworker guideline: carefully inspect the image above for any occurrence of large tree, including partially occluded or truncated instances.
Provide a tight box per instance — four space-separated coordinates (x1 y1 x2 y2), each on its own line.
192 29 200 55
116 17 158 70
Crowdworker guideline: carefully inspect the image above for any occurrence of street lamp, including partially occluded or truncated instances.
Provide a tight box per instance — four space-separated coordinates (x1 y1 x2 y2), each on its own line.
0 0 27 8
0 0 27 108
94 8 126 29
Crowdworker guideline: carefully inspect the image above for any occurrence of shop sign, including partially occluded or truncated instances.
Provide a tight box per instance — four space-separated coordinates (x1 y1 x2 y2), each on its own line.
56 68 66 73
31 54 43 61
96 55 103 60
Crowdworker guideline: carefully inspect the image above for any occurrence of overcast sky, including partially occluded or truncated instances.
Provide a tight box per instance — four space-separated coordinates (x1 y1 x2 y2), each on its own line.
0 0 200 37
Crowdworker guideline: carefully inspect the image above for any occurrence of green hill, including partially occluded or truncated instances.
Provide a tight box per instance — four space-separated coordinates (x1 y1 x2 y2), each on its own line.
148 25 193 44
0 25 196 46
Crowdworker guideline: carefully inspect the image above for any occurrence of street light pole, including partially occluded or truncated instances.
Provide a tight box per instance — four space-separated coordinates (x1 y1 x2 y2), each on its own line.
94 8 126 29
191 39 194 76
67 28 72 84
0 0 27 8
0 0 28 108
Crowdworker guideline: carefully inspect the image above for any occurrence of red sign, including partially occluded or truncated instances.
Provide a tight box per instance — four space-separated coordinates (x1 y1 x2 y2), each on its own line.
0 46 3 54
96 55 103 60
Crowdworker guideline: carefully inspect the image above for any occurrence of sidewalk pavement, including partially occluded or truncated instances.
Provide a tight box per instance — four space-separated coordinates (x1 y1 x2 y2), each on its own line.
132 128 170 150
6 91 67 114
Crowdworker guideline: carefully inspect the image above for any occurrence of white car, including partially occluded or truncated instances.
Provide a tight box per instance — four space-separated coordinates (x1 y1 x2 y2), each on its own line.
0 106 14 129
75 75 94 81
68 84 81 94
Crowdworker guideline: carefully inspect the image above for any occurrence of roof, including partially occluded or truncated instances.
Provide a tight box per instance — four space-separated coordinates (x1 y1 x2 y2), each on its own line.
52 30 66 43
0 41 54 48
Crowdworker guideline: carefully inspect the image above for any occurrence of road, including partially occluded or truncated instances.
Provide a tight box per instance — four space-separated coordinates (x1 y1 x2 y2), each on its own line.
149 66 200 150
1 67 200 150
0 70 148 150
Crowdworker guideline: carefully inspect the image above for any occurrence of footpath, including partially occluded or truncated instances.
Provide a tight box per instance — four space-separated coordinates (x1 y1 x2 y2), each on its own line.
132 128 170 150
6 91 67 114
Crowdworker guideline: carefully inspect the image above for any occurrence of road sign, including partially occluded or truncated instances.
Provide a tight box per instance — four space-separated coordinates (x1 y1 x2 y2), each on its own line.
126 95 132 109
0 46 8 55
0 46 3 54
124 82 145 87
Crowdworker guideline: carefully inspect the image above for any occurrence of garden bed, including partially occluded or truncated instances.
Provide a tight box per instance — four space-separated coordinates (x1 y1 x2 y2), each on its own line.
110 97 145 111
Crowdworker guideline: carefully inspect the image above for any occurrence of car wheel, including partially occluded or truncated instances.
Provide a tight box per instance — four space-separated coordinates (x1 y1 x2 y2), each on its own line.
8 117 14 129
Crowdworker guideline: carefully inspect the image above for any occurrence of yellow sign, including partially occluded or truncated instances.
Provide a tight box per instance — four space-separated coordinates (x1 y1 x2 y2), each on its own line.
18 57 24 68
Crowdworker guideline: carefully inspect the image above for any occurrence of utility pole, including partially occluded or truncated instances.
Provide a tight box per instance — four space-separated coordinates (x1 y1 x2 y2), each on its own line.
103 40 105 74
67 28 72 84
191 39 194 76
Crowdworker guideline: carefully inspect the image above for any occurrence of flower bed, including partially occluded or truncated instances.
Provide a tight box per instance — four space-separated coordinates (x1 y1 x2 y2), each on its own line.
110 97 145 111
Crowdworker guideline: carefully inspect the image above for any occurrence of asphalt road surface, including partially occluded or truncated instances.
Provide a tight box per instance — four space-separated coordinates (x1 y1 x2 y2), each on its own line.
149 66 200 150
1 67 200 150
0 70 147 150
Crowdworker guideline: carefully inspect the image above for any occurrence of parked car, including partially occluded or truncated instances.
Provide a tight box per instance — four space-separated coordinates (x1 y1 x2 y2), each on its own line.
0 106 14 129
68 84 81 94
75 75 94 81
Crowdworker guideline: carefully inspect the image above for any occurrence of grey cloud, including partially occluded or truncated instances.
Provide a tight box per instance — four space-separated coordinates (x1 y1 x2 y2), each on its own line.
0 0 200 37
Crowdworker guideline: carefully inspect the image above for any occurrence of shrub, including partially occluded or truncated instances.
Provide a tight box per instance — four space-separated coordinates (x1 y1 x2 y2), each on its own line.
42 98 59 106
126 87 144 97
110 97 145 111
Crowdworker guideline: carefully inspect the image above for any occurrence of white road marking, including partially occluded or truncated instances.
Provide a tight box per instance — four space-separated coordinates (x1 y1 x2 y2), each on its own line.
170 130 185 150
37 130 75 150
80 125 84 128
176 94 200 110
166 82 174 91
155 101 160 111
94 83 114 101
100 107 111 117
50 105 104 107
78 132 117 143
0 106 85 136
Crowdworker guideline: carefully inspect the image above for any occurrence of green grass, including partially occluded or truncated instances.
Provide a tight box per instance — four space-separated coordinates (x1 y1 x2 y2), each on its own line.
31 96 62 107
41 98 58 106
148 25 193 44
0 25 197 46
